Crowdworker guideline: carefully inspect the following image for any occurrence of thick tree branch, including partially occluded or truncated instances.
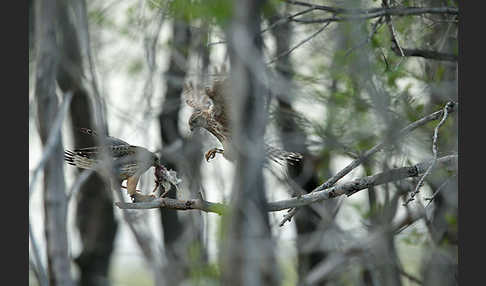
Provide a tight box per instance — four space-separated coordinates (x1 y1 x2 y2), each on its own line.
115 155 456 213
285 1 458 23
269 155 456 211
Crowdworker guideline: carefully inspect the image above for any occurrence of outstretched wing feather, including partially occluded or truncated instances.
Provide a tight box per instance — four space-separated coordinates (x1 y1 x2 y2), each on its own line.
182 81 212 111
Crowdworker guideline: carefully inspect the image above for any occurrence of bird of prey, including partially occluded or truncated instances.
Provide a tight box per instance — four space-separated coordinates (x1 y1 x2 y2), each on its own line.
183 69 303 165
64 128 166 202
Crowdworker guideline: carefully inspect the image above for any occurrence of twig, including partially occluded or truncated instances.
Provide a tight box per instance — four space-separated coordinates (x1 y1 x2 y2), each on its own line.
425 175 456 207
285 2 458 24
383 0 457 62
390 47 457 62
279 101 457 226
344 16 385 58
267 22 332 64
207 8 319 48
115 155 457 213
404 101 453 205
261 7 315 34
382 0 405 70
399 267 424 285
66 169 95 202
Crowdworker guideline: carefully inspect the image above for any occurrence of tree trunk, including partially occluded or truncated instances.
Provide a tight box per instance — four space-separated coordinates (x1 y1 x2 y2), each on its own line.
34 0 73 285
221 1 278 285
55 1 118 285
158 16 206 284
267 9 333 285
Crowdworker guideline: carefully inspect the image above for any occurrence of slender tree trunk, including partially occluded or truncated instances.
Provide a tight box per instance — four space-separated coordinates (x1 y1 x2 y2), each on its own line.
158 16 206 284
221 1 278 285
55 1 118 285
34 0 73 285
267 9 333 285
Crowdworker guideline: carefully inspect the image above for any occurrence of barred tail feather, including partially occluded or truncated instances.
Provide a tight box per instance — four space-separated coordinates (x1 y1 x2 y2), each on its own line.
64 149 98 170
265 145 303 166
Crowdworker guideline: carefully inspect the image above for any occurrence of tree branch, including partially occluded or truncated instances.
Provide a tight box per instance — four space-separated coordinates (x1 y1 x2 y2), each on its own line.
115 197 226 214
381 0 457 62
391 46 457 62
404 101 453 204
267 21 332 64
279 101 457 226
268 155 456 211
115 155 456 213
285 1 458 24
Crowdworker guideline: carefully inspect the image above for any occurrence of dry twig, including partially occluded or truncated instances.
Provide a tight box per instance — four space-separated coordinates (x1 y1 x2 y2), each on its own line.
404 101 454 205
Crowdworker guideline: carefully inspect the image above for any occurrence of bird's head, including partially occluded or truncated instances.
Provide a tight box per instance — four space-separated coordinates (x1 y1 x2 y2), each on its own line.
188 110 208 132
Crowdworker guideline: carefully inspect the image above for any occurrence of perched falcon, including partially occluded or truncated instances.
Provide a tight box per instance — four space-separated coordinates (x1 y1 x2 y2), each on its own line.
64 128 164 202
183 69 303 165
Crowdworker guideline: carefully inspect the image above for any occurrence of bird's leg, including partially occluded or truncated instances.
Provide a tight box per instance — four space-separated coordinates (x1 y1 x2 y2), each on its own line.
205 148 224 162
126 175 156 202
125 176 139 196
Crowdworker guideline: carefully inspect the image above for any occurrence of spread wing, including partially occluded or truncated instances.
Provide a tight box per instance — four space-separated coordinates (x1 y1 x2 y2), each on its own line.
182 81 212 112
183 66 231 130
64 145 153 179
205 77 230 130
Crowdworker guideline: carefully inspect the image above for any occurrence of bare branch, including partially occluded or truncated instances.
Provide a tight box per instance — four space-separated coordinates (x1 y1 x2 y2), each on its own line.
115 197 226 214
115 155 457 213
269 155 456 211
398 267 424 285
425 175 456 207
285 1 458 23
404 102 453 205
279 101 457 226
390 47 457 62
382 0 457 62
267 22 332 64
382 0 405 69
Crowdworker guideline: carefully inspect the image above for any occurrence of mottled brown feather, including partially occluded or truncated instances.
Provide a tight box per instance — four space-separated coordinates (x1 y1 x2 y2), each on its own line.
183 66 303 166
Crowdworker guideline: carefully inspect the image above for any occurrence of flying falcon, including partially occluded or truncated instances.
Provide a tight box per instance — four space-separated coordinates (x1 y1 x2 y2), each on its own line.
183 69 303 165
64 128 168 202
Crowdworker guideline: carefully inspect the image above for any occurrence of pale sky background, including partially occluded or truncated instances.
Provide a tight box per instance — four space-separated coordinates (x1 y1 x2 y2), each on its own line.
29 1 433 284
